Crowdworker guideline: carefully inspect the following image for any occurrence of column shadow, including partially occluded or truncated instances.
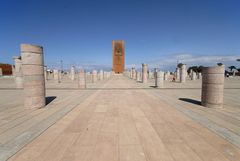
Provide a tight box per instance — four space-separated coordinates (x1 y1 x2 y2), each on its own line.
179 98 201 105
46 96 57 105
150 85 157 88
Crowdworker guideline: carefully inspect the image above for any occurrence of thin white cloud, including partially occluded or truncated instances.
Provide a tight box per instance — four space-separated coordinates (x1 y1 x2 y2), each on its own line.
126 53 240 71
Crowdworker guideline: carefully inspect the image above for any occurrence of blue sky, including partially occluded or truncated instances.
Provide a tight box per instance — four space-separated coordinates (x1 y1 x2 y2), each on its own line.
0 0 240 70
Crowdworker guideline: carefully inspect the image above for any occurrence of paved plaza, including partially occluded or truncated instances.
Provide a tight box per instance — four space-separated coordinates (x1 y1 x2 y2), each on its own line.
0 74 240 161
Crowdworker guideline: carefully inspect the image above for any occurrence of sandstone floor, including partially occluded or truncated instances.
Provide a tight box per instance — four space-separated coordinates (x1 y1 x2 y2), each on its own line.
0 75 240 161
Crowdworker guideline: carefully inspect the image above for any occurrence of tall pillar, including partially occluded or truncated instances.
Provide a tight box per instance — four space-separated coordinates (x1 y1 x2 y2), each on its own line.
154 68 158 86
136 71 141 82
164 72 167 81
0 68 2 77
148 71 152 79
103 71 107 80
53 69 60 83
127 70 131 78
191 72 196 80
13 56 23 88
130 67 134 79
165 71 170 81
197 72 202 79
133 68 137 80
189 69 193 78
86 72 91 82
142 63 148 83
92 70 97 83
78 69 86 89
180 65 186 83
99 70 103 80
59 71 62 82
70 66 75 80
129 70 131 78
21 44 45 109
201 66 225 108
176 68 180 81
156 71 164 88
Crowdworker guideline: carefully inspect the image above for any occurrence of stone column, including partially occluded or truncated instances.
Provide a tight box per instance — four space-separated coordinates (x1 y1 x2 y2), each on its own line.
201 66 225 108
142 63 148 83
129 70 131 78
86 72 91 82
13 56 23 88
164 72 167 81
21 44 45 109
131 67 135 79
53 69 60 83
156 71 164 88
99 70 103 81
148 71 152 79
180 65 186 83
165 71 170 81
70 66 75 80
78 69 86 89
154 68 158 86
191 72 196 80
176 68 180 81
197 72 202 79
133 68 136 80
134 70 137 79
59 71 62 82
136 71 141 82
92 70 97 83
0 68 2 77
189 69 193 78
103 71 107 80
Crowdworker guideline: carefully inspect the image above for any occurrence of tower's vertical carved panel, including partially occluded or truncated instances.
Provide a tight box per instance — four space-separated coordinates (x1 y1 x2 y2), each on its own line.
112 40 124 73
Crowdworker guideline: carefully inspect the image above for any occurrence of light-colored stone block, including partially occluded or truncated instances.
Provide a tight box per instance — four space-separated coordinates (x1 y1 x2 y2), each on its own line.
21 44 45 109
201 65 225 108
0 68 2 77
78 69 86 89
70 66 75 81
13 56 23 88
142 64 148 83
92 70 97 83
180 65 186 83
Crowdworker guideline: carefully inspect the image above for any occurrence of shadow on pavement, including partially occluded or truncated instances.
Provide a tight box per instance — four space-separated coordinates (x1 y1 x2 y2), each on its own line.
179 98 201 106
46 96 57 105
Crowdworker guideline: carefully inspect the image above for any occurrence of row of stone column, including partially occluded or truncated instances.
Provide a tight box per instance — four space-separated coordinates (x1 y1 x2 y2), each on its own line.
175 66 202 82
51 68 112 88
124 64 148 83
174 65 187 83
189 69 202 80
48 67 111 84
12 44 113 109
125 63 225 108
125 63 171 86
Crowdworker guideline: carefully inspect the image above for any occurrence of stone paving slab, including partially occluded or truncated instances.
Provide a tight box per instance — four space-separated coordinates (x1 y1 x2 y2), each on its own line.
5 75 240 161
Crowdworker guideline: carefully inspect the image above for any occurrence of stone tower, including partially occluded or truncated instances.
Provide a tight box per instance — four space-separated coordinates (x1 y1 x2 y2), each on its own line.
112 40 125 73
